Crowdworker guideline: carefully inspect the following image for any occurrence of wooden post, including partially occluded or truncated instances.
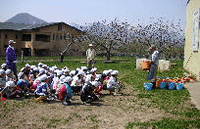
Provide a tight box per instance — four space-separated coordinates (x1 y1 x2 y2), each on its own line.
21 50 24 62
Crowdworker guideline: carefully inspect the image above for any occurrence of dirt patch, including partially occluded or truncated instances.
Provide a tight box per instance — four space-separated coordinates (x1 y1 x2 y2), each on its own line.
0 84 177 129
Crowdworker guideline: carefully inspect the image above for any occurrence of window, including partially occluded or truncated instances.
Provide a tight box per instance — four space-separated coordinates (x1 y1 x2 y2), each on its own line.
58 24 63 31
64 33 66 40
60 35 62 40
36 34 50 42
5 34 8 38
53 34 55 40
16 35 18 39
22 34 31 41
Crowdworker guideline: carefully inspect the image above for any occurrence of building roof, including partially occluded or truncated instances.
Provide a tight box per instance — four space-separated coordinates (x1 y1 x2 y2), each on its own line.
0 22 83 32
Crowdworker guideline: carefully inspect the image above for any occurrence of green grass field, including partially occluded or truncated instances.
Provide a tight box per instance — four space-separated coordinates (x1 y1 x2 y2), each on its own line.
1 56 200 128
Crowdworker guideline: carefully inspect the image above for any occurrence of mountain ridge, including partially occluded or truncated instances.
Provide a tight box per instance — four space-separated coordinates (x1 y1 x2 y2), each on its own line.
5 13 48 25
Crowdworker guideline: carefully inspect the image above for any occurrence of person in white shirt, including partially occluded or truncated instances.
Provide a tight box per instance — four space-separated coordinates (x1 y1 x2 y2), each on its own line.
147 45 159 80
86 44 96 69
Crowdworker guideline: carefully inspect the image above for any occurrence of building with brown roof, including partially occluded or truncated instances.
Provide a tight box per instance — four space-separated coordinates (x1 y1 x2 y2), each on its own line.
0 22 84 56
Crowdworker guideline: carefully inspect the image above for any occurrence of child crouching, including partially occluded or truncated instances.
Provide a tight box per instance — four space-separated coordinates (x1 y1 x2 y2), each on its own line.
58 76 74 105
80 81 99 105
34 74 49 102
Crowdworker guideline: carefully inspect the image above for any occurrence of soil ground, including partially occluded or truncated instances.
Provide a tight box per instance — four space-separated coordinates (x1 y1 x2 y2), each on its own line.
0 84 180 129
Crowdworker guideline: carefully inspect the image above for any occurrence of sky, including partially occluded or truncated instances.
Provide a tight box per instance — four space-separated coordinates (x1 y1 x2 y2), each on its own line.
0 0 187 29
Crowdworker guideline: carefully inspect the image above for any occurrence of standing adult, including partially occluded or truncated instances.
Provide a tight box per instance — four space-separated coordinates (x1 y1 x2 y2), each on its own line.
60 53 64 63
86 44 96 69
147 45 159 80
6 40 18 80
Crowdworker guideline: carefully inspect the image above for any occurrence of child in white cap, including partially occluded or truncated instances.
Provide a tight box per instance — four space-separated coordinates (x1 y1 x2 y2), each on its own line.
107 70 122 94
0 69 6 88
80 81 99 105
71 71 85 93
1 63 7 71
1 81 16 98
58 76 74 105
16 72 30 94
5 69 15 81
35 74 49 97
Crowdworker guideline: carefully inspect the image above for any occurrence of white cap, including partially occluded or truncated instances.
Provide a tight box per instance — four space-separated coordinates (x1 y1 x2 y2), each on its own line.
8 40 16 44
0 69 5 75
39 68 45 74
91 67 97 73
103 70 112 76
6 81 15 87
69 70 76 76
25 63 30 68
39 74 48 81
85 74 93 84
111 70 119 75
81 66 88 71
33 67 39 72
18 72 24 79
76 67 81 72
30 65 36 69
60 75 66 82
57 70 63 76
42 64 48 68
52 65 58 70
5 69 11 75
91 81 99 87
1 63 7 69
63 69 70 73
95 74 102 81
64 76 73 83
77 70 85 75
38 62 44 67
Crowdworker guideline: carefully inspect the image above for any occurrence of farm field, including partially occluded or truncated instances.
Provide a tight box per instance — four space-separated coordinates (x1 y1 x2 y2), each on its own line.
0 57 200 129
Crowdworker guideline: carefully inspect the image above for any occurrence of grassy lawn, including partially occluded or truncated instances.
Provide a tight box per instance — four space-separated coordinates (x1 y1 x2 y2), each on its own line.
1 56 200 128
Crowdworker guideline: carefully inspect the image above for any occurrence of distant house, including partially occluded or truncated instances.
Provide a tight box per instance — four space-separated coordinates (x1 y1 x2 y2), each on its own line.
0 22 84 56
184 0 200 80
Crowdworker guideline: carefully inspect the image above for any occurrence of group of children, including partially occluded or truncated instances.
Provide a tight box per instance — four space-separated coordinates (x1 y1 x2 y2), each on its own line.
0 62 122 105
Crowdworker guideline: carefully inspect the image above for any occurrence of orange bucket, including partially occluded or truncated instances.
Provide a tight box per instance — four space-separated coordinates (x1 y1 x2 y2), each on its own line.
156 79 162 88
141 61 151 70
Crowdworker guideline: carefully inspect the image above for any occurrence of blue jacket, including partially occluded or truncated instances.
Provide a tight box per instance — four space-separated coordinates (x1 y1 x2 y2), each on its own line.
64 83 74 98
17 79 30 90
6 45 16 69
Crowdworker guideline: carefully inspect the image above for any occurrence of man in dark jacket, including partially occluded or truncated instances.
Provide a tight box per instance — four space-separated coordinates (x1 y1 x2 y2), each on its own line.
6 40 18 79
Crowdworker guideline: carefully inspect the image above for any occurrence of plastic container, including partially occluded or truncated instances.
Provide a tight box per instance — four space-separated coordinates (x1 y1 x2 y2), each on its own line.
159 82 167 89
176 83 184 90
141 61 151 70
168 82 175 90
144 83 153 91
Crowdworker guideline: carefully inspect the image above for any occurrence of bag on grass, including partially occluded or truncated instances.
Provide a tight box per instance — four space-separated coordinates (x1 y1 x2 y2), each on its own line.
143 83 153 91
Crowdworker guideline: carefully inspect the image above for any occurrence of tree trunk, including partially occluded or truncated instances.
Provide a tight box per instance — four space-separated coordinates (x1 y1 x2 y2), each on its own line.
106 50 111 60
